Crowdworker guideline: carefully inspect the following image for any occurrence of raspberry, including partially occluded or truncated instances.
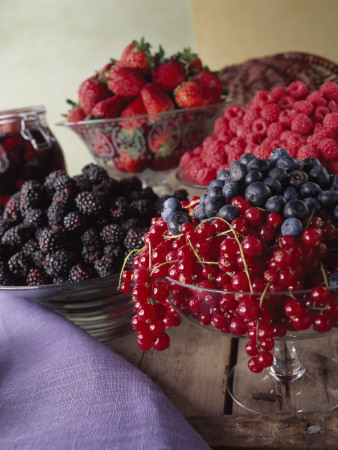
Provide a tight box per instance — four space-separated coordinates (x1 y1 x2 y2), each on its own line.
247 133 264 146
291 113 313 135
214 116 229 135
328 159 338 173
253 144 272 159
261 103 280 122
306 91 327 106
184 159 205 181
267 122 284 140
328 100 338 113
198 167 217 185
279 109 296 127
320 81 338 101
278 95 295 110
323 112 338 132
287 81 308 99
293 100 314 115
318 138 338 161
192 146 202 156
270 86 287 102
243 108 260 127
224 105 245 120
252 118 268 135
314 106 330 122
252 90 273 108
179 151 195 170
229 116 243 135
297 144 319 160
286 134 306 156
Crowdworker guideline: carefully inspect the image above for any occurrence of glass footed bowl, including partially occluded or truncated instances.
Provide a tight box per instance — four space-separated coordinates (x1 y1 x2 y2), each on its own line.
165 277 338 414
0 273 133 342
57 102 226 194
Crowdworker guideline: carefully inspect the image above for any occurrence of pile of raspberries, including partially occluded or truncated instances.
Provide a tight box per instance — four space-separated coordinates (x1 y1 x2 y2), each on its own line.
179 81 338 186
0 164 187 286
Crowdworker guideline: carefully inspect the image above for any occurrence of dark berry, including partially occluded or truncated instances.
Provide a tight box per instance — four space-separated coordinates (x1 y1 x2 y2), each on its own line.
217 205 240 222
222 180 242 200
217 169 231 182
69 263 94 282
268 167 288 185
281 217 303 237
247 158 272 174
300 182 321 198
204 196 225 218
317 190 338 208
26 267 51 286
276 156 298 172
124 228 147 251
38 229 65 253
161 197 182 222
283 186 301 201
43 250 77 276
302 157 321 172
24 209 46 228
101 224 125 245
244 170 264 186
82 163 109 184
8 251 31 277
81 244 103 264
81 228 101 246
94 255 116 277
289 170 309 187
193 204 207 221
303 197 322 214
283 199 309 221
245 182 271 207
63 211 87 231
167 210 192 235
3 192 22 223
263 177 282 195
230 163 248 184
240 153 256 165
309 166 330 188
265 195 286 214
75 191 103 216
269 147 289 163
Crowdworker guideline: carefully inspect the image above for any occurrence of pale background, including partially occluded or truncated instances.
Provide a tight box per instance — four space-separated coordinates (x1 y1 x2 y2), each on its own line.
1 0 337 176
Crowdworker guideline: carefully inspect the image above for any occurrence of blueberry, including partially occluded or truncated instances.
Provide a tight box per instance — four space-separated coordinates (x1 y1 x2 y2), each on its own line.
207 185 224 201
334 205 338 221
289 170 308 187
276 156 298 172
199 194 207 206
230 163 248 184
329 174 338 191
303 197 322 215
217 169 231 182
161 197 182 222
204 196 225 218
283 199 309 221
265 195 286 214
245 170 264 186
193 204 207 222
300 182 322 198
208 179 224 189
329 272 338 293
283 186 301 201
317 190 338 208
302 157 321 172
268 167 288 185
281 217 303 237
245 181 271 207
263 177 282 195
217 204 240 222
222 181 242 200
247 158 272 174
291 157 304 171
269 147 289 164
240 153 256 165
167 210 192 235
229 160 242 171
309 166 330 188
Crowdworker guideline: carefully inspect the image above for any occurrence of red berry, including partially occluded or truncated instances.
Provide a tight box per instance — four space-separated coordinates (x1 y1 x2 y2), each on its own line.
153 333 170 351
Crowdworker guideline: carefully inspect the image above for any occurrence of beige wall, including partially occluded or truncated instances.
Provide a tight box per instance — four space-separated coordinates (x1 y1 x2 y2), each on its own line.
191 0 338 70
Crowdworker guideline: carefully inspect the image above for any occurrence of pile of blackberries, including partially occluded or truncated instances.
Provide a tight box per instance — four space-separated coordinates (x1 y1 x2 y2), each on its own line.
0 163 187 286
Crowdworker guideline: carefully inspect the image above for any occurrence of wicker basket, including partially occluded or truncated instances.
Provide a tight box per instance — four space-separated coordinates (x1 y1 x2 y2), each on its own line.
219 52 338 107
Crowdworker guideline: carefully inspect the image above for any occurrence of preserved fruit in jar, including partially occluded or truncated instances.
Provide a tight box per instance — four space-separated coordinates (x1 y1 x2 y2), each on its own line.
0 105 66 206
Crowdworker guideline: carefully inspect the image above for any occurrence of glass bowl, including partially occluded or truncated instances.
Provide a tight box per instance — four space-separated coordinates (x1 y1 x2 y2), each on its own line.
0 273 133 342
57 102 226 192
165 277 338 414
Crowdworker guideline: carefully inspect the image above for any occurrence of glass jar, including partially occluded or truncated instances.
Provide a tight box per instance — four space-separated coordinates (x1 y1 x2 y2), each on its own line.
0 105 66 206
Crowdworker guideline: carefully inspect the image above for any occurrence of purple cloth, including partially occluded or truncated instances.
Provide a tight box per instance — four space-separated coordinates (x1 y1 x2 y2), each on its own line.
0 294 210 449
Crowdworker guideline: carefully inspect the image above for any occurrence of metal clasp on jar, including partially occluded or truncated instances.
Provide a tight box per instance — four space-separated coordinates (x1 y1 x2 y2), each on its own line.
20 112 54 151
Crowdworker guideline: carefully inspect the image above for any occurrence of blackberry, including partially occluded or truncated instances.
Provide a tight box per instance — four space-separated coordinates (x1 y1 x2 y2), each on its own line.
0 262 15 286
68 263 94 283
63 211 87 231
0 219 11 239
110 204 131 224
43 250 77 276
19 180 44 214
26 267 51 286
2 224 27 248
81 228 102 246
124 228 147 251
92 177 119 199
173 189 189 202
82 163 110 184
75 191 103 216
53 274 70 285
8 251 31 277
121 217 145 231
3 192 22 223
44 169 67 197
22 239 39 256
72 174 92 193
110 196 128 211
47 200 70 227
104 245 124 260
31 249 45 269
94 254 116 277
38 229 66 253
53 174 75 192
117 176 142 196
24 209 47 228
81 244 103 264
130 198 155 218
101 224 125 245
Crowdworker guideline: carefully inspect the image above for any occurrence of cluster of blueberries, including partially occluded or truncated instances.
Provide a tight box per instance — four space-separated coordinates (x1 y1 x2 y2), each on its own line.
161 148 338 238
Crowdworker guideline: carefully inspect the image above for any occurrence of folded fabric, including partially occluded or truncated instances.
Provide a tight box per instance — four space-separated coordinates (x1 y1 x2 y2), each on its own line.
0 294 210 450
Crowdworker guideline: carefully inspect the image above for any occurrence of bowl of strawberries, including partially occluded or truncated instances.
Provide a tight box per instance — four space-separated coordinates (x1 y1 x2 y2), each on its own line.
58 39 226 191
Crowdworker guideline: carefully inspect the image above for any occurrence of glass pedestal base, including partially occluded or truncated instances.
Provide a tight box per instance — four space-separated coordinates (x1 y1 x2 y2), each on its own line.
227 349 338 414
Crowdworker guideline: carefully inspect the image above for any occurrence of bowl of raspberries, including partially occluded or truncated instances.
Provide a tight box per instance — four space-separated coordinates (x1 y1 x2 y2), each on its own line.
0 162 188 341
58 38 226 187
178 80 338 187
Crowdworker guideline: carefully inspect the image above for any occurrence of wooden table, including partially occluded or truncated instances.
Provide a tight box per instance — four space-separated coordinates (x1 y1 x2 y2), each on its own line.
105 320 338 449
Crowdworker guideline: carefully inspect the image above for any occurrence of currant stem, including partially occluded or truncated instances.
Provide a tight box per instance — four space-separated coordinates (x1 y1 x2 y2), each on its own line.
320 262 329 288
118 248 142 289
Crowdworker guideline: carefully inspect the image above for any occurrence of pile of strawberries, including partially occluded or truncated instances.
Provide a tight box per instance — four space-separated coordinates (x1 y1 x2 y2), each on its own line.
65 39 224 173
179 81 338 185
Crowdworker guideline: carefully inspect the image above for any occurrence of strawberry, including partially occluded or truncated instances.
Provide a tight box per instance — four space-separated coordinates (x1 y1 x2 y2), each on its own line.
115 127 150 173
98 61 115 81
117 38 152 73
92 95 126 119
140 83 174 116
66 106 86 123
172 48 204 75
92 131 115 158
192 70 223 102
148 122 179 158
174 81 213 109
78 76 112 115
151 60 185 92
120 96 148 130
119 149 150 173
108 67 146 97
151 153 180 171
